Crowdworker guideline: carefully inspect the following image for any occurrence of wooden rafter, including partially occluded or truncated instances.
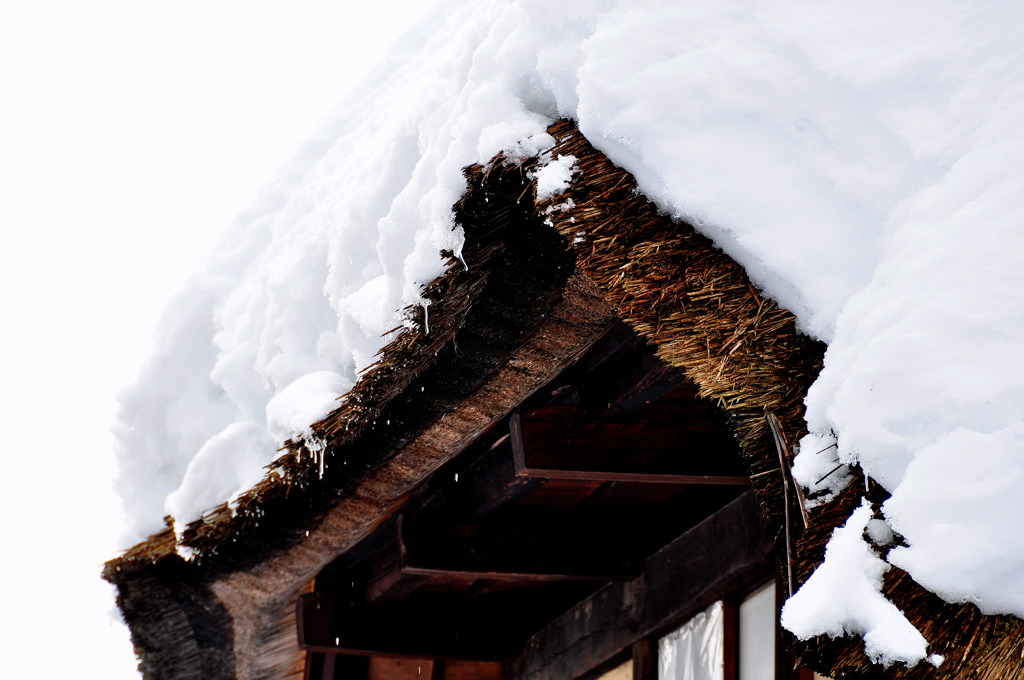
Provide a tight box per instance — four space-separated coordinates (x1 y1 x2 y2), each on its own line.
510 409 750 485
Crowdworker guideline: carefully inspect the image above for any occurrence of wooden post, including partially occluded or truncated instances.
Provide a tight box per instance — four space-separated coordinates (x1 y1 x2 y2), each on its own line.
321 653 335 680
723 599 739 680
632 639 657 680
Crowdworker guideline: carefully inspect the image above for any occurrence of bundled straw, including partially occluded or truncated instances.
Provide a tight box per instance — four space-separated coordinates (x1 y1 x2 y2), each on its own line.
533 119 824 571
534 119 1024 680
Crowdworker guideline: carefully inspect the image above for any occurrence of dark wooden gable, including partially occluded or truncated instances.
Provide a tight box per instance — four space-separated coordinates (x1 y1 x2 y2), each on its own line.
298 321 775 679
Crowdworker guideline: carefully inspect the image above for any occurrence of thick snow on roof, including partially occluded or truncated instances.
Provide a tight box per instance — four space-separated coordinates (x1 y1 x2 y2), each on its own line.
114 0 1024 665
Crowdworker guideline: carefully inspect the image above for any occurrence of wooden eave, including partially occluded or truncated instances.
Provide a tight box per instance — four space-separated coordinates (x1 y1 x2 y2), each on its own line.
298 321 762 672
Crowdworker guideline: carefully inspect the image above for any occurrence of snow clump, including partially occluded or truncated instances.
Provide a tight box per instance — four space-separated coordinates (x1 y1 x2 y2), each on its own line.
782 500 929 667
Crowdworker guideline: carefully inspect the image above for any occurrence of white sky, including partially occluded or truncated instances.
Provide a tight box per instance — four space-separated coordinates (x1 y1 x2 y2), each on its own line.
0 1 442 675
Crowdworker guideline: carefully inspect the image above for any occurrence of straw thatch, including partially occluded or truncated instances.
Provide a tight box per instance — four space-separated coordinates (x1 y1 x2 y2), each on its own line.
106 118 1024 680
532 119 825 575
532 119 1024 680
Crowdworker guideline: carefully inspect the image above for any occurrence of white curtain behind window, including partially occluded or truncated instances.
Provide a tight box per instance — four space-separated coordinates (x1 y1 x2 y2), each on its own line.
658 601 724 680
739 583 777 680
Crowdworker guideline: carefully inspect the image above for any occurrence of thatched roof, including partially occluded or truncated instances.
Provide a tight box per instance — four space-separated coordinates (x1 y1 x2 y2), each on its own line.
105 120 1024 680
106 132 619 680
534 121 1024 680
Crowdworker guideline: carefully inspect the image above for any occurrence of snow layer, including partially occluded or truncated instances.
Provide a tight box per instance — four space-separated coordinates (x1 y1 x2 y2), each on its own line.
782 501 928 667
533 154 577 199
114 0 1024 665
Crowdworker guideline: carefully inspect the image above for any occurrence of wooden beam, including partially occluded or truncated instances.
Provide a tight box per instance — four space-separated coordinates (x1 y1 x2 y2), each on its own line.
398 564 625 584
299 592 522 660
440 660 503 680
511 410 749 485
399 513 640 582
529 320 688 420
357 432 548 603
506 492 773 680
298 585 590 661
365 570 433 604
367 658 436 679
443 434 546 520
303 654 501 680
574 339 687 419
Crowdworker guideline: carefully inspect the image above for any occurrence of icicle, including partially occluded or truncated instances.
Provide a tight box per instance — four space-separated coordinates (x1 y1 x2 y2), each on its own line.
304 435 328 480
